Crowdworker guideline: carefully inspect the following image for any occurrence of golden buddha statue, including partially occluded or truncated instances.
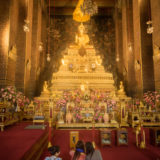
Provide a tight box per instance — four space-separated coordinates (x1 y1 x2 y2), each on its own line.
75 23 89 47
43 81 48 92
119 81 124 93
117 81 126 99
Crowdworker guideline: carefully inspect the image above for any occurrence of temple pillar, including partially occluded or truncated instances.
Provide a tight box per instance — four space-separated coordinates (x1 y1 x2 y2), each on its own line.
0 0 11 88
139 0 155 93
132 0 144 97
150 0 160 90
126 0 136 96
24 0 33 97
115 0 136 97
115 1 123 87
14 0 27 92
27 0 44 98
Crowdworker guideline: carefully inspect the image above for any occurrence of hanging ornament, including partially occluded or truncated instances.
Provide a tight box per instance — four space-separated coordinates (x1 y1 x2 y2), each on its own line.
116 54 119 62
146 1 153 34
128 42 132 52
47 53 51 62
146 20 154 34
81 0 98 16
23 20 30 32
47 0 51 62
38 42 43 52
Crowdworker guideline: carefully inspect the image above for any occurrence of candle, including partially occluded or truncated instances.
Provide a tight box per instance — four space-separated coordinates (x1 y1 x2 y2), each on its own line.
49 99 53 118
143 130 145 145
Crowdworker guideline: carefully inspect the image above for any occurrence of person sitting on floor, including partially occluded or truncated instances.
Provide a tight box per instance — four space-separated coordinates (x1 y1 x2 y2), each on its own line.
45 145 61 160
85 142 103 160
70 140 86 160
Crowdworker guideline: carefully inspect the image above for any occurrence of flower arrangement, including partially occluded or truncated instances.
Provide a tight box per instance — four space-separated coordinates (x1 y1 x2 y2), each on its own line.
0 86 17 102
53 89 118 123
107 99 117 111
143 91 160 109
56 99 67 110
0 86 30 110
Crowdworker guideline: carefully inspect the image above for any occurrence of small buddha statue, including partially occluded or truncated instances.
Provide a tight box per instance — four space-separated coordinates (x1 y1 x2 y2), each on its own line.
75 23 89 47
118 81 126 97
119 81 124 92
29 101 34 108
139 101 144 108
43 81 48 92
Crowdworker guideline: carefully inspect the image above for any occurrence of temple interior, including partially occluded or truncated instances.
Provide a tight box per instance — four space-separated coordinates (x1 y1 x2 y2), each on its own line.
0 0 160 160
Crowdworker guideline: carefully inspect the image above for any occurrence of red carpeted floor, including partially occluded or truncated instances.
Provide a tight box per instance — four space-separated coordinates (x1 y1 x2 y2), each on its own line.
40 128 160 160
0 122 47 160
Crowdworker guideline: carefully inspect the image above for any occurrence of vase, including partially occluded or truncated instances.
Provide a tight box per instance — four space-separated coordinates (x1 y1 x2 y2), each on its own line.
73 117 76 123
103 113 109 123
66 112 72 123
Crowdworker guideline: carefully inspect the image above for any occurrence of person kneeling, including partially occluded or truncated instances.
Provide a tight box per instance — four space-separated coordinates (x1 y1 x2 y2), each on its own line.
85 142 103 160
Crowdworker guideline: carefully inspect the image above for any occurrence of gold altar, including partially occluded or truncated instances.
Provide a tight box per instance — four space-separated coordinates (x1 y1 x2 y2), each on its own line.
36 24 132 128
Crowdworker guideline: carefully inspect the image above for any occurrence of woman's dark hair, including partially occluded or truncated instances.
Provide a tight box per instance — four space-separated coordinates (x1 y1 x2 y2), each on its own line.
48 146 60 155
73 140 85 160
85 142 95 158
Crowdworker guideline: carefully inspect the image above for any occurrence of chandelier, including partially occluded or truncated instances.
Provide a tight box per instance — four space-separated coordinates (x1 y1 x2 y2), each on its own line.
146 1 153 34
73 0 98 22
146 20 154 34
23 19 30 32
81 0 98 16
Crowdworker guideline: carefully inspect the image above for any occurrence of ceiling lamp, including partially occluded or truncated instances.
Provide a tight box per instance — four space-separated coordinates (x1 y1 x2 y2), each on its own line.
23 19 30 32
146 1 153 34
81 0 98 16
47 53 51 62
38 42 43 52
146 20 153 34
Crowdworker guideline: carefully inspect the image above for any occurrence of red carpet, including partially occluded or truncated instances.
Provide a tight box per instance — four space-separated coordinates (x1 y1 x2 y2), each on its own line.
0 122 48 160
40 128 160 160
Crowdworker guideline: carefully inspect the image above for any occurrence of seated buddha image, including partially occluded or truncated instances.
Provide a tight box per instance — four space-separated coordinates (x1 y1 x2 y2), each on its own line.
119 81 124 92
75 23 89 47
43 81 48 92
118 81 125 96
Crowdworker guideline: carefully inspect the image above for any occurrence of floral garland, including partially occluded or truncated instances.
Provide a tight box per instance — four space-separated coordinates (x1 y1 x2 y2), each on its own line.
94 105 102 121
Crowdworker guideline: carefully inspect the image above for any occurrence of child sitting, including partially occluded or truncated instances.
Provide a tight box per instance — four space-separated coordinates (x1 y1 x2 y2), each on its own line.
45 146 61 160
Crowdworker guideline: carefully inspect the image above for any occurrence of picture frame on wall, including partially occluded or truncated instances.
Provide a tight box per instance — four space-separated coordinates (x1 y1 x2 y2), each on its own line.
70 131 79 149
150 128 160 146
116 128 128 146
100 129 112 146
